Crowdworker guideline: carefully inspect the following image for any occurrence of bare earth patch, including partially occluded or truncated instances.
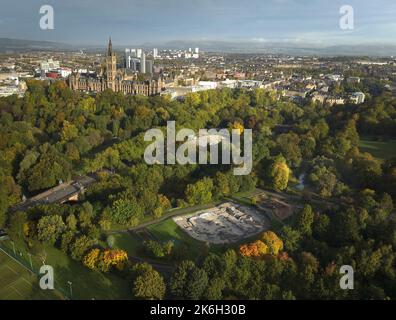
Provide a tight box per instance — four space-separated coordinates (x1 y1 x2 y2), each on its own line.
173 202 270 244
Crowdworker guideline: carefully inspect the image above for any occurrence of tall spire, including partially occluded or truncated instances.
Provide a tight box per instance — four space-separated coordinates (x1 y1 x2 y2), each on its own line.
108 37 113 56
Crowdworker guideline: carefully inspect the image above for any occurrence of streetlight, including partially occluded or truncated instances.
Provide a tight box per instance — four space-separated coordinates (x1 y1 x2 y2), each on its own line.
67 281 73 299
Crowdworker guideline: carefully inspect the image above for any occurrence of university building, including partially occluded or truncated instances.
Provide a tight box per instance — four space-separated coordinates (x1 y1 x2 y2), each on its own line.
68 39 164 96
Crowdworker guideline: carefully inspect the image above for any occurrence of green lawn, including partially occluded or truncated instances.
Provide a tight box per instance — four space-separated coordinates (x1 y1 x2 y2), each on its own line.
147 218 208 260
359 137 396 161
1 240 131 300
0 250 62 300
111 232 142 257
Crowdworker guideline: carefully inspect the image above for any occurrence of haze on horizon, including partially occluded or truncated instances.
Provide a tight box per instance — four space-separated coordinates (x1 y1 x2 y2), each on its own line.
0 0 395 47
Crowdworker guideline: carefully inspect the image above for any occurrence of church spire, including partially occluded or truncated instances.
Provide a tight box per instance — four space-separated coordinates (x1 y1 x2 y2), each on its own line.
108 37 113 56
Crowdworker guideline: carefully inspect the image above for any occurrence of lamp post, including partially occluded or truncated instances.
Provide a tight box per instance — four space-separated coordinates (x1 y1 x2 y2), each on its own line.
67 281 73 299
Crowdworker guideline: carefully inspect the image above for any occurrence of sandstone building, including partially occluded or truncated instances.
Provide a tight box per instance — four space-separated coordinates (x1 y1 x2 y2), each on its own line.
68 38 164 96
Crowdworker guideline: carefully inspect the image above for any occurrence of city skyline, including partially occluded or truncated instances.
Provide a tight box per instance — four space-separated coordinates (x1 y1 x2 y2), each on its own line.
1 0 396 46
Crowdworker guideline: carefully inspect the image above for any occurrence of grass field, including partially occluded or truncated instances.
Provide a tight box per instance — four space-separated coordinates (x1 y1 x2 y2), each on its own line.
0 241 131 300
112 232 142 257
359 137 396 161
0 250 62 300
147 218 208 260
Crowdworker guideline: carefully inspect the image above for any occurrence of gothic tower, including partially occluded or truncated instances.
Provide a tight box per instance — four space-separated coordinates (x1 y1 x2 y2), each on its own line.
106 37 117 91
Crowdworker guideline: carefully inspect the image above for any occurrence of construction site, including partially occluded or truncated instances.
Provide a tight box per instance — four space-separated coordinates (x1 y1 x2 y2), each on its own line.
173 202 270 244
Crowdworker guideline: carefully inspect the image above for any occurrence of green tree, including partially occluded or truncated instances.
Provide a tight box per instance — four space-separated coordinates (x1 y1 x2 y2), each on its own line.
185 177 213 205
297 204 314 237
70 235 95 260
170 260 209 299
37 215 66 245
281 226 301 252
132 263 166 300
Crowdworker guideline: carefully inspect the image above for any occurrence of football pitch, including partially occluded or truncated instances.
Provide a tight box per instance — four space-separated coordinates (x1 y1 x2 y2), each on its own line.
0 250 61 300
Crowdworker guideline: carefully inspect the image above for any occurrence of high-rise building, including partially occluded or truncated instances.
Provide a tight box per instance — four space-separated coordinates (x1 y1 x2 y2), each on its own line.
153 48 158 58
125 49 131 68
140 52 146 73
195 47 199 54
130 58 140 72
136 49 143 59
145 60 153 75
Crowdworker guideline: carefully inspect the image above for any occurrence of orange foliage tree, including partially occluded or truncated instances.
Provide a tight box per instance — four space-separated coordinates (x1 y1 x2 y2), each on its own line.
239 240 268 257
83 248 128 272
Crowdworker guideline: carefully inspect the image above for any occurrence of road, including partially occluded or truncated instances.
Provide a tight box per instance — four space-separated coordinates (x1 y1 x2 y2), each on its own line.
128 254 175 277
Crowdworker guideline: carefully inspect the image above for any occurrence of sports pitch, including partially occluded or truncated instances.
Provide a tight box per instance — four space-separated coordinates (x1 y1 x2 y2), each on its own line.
0 250 61 300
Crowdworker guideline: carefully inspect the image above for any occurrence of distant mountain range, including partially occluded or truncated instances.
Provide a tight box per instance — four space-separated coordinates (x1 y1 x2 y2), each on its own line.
0 38 72 52
144 40 396 57
1 38 396 57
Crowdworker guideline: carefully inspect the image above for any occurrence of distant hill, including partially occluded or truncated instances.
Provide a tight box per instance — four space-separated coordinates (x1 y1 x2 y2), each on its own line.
0 38 73 52
1 37 396 57
139 40 396 57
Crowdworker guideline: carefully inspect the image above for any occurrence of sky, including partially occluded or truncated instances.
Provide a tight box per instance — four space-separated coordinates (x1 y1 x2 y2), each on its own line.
0 0 396 46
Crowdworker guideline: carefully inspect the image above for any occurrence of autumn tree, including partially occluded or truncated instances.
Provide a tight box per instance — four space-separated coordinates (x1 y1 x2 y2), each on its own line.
269 156 290 191
261 231 284 255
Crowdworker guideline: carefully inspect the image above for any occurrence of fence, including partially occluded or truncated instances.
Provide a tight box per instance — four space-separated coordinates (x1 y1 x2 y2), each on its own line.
0 242 70 300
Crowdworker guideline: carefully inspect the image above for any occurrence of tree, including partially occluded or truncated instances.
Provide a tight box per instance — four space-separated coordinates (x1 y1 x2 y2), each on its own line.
83 248 101 270
66 213 77 231
8 211 27 240
261 231 284 255
281 226 301 252
61 121 79 142
132 263 166 300
185 177 213 205
331 209 361 245
37 215 66 245
313 214 330 239
269 157 290 191
239 240 268 257
70 235 95 260
297 204 314 237
60 230 74 253
275 133 302 167
214 172 231 196
111 190 144 226
23 144 72 191
308 166 338 198
204 277 225 300
143 240 165 258
100 249 128 272
170 260 208 299
0 189 8 228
